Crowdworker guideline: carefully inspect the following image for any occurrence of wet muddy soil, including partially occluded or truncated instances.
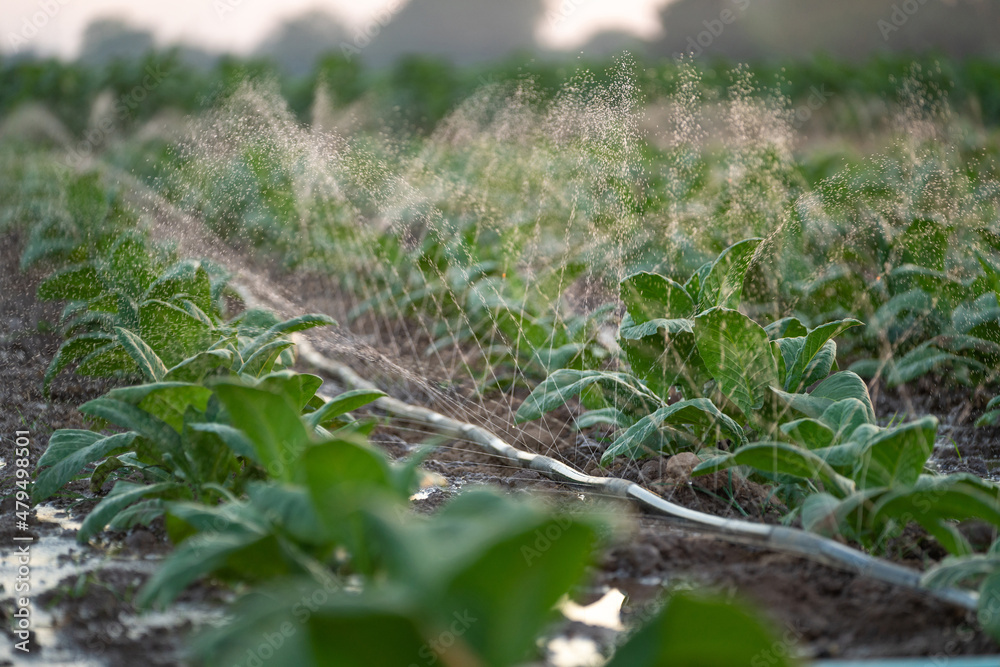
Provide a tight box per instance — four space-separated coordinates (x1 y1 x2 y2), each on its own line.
0 233 231 666
2 232 999 664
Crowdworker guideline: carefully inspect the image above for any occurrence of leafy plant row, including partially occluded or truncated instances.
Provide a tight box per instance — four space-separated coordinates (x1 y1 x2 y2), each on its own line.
20 170 798 665
518 238 1000 637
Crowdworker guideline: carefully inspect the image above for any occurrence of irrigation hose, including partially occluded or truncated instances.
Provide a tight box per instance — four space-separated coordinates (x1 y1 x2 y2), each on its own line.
292 335 980 613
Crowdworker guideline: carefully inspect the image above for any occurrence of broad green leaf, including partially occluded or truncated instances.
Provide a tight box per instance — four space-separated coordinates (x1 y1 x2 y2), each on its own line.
771 339 786 388
241 313 337 360
238 340 294 377
43 333 115 393
137 530 280 609
105 382 213 432
187 423 259 461
953 292 1000 336
195 591 424 667
515 370 658 423
144 260 213 315
923 554 1000 590
118 452 174 483
922 520 974 557
138 299 214 367
814 440 867 471
103 234 158 300
882 345 970 386
977 395 1000 426
620 320 707 398
247 483 329 546
255 371 325 410
697 238 763 312
785 319 862 392
90 456 127 492
696 441 853 497
442 518 597 666
37 429 103 468
619 272 694 323
80 397 184 461
177 299 214 326
164 349 233 382
76 342 138 378
115 293 140 331
62 308 118 337
694 307 778 417
306 606 431 667
38 264 103 302
801 492 843 535
765 317 809 340
933 334 1000 358
575 408 629 429
601 399 745 465
776 337 805 380
302 438 397 534
818 398 871 444
811 372 875 422
213 382 311 481
854 416 937 488
165 500 266 541
872 474 1000 531
183 423 238 487
979 572 1000 641
606 592 795 667
33 432 136 502
799 340 836 390
107 498 165 532
306 389 386 429
115 327 168 382
780 418 835 449
618 316 694 341
772 372 874 423
685 260 712 298
78 480 184 542
868 289 935 337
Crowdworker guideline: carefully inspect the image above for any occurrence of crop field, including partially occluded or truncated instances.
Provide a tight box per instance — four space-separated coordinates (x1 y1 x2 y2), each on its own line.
3 51 1000 665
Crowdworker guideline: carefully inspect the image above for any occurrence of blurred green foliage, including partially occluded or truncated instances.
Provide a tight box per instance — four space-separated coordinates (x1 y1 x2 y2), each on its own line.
4 50 1000 137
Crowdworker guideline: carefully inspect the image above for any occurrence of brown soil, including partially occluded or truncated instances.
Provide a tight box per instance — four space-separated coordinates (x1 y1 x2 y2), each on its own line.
872 375 1000 480
0 233 220 666
3 230 999 664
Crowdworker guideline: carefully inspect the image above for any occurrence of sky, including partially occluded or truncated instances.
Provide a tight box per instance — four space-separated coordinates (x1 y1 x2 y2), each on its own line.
1 0 671 58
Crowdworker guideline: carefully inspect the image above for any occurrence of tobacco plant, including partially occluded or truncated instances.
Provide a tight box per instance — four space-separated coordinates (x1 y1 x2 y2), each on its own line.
38 233 226 392
134 377 792 666
517 238 865 466
31 314 347 538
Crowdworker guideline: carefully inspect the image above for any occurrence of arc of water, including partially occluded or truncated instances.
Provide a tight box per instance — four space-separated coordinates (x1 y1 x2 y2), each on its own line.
292 334 979 614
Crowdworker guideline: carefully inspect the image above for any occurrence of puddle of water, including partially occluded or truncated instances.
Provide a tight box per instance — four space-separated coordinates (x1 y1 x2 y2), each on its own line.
1 507 106 665
544 589 628 667
548 636 606 667
0 503 224 666
559 590 626 631
409 487 440 501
